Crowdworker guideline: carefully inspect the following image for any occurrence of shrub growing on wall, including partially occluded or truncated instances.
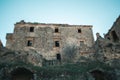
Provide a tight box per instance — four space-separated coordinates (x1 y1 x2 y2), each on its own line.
62 44 78 63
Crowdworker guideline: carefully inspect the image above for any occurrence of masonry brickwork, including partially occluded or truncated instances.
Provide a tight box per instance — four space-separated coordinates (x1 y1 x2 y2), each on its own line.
6 20 94 60
93 16 120 62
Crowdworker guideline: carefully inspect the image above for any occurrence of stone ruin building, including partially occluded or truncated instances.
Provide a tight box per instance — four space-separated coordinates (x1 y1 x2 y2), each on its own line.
105 16 120 43
0 16 120 80
94 16 120 62
6 20 94 61
104 16 120 60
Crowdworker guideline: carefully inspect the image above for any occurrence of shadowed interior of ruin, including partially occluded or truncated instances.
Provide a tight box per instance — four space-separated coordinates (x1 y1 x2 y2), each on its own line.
90 70 106 80
112 31 119 42
11 67 33 80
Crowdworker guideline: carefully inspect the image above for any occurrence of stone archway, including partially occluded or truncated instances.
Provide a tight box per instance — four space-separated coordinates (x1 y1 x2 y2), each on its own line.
90 70 106 80
11 67 34 80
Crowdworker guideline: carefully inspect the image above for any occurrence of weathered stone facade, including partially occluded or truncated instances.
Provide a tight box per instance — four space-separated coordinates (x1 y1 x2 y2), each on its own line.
105 16 120 43
6 20 94 60
93 16 120 62
1 16 120 80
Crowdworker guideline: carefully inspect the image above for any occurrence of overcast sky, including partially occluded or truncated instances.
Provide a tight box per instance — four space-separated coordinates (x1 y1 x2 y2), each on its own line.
0 0 120 46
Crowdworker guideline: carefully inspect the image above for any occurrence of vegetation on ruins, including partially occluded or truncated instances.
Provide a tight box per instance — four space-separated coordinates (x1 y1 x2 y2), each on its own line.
62 44 78 63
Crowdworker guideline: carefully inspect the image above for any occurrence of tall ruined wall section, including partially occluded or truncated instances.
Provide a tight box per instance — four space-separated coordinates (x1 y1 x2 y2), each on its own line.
105 16 120 43
6 21 94 60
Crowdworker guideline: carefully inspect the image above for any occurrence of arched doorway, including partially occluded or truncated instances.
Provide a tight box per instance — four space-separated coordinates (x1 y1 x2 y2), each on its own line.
11 67 34 80
90 70 106 80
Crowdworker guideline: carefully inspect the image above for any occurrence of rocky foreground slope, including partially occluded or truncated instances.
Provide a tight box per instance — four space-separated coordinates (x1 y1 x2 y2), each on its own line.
0 33 120 80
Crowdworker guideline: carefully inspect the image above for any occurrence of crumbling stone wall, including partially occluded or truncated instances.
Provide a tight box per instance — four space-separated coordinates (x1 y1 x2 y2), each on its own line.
105 16 120 43
6 20 94 60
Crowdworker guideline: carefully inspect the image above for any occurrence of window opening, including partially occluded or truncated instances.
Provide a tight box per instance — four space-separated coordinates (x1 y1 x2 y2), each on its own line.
56 54 61 61
30 27 34 32
27 40 33 46
78 29 81 33
55 28 59 33
111 31 119 42
80 41 84 46
55 41 59 47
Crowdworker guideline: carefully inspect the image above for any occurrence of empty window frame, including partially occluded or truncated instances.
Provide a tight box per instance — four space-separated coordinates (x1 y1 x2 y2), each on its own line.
55 28 59 33
80 41 84 46
27 40 33 46
55 41 60 47
29 27 34 32
56 53 61 61
78 28 81 33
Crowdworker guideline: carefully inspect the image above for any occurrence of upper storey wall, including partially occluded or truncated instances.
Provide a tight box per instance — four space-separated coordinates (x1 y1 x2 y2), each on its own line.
6 20 94 53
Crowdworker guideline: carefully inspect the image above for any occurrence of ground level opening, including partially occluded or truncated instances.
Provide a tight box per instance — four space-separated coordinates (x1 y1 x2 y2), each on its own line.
56 53 61 61
90 70 106 80
11 67 34 80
